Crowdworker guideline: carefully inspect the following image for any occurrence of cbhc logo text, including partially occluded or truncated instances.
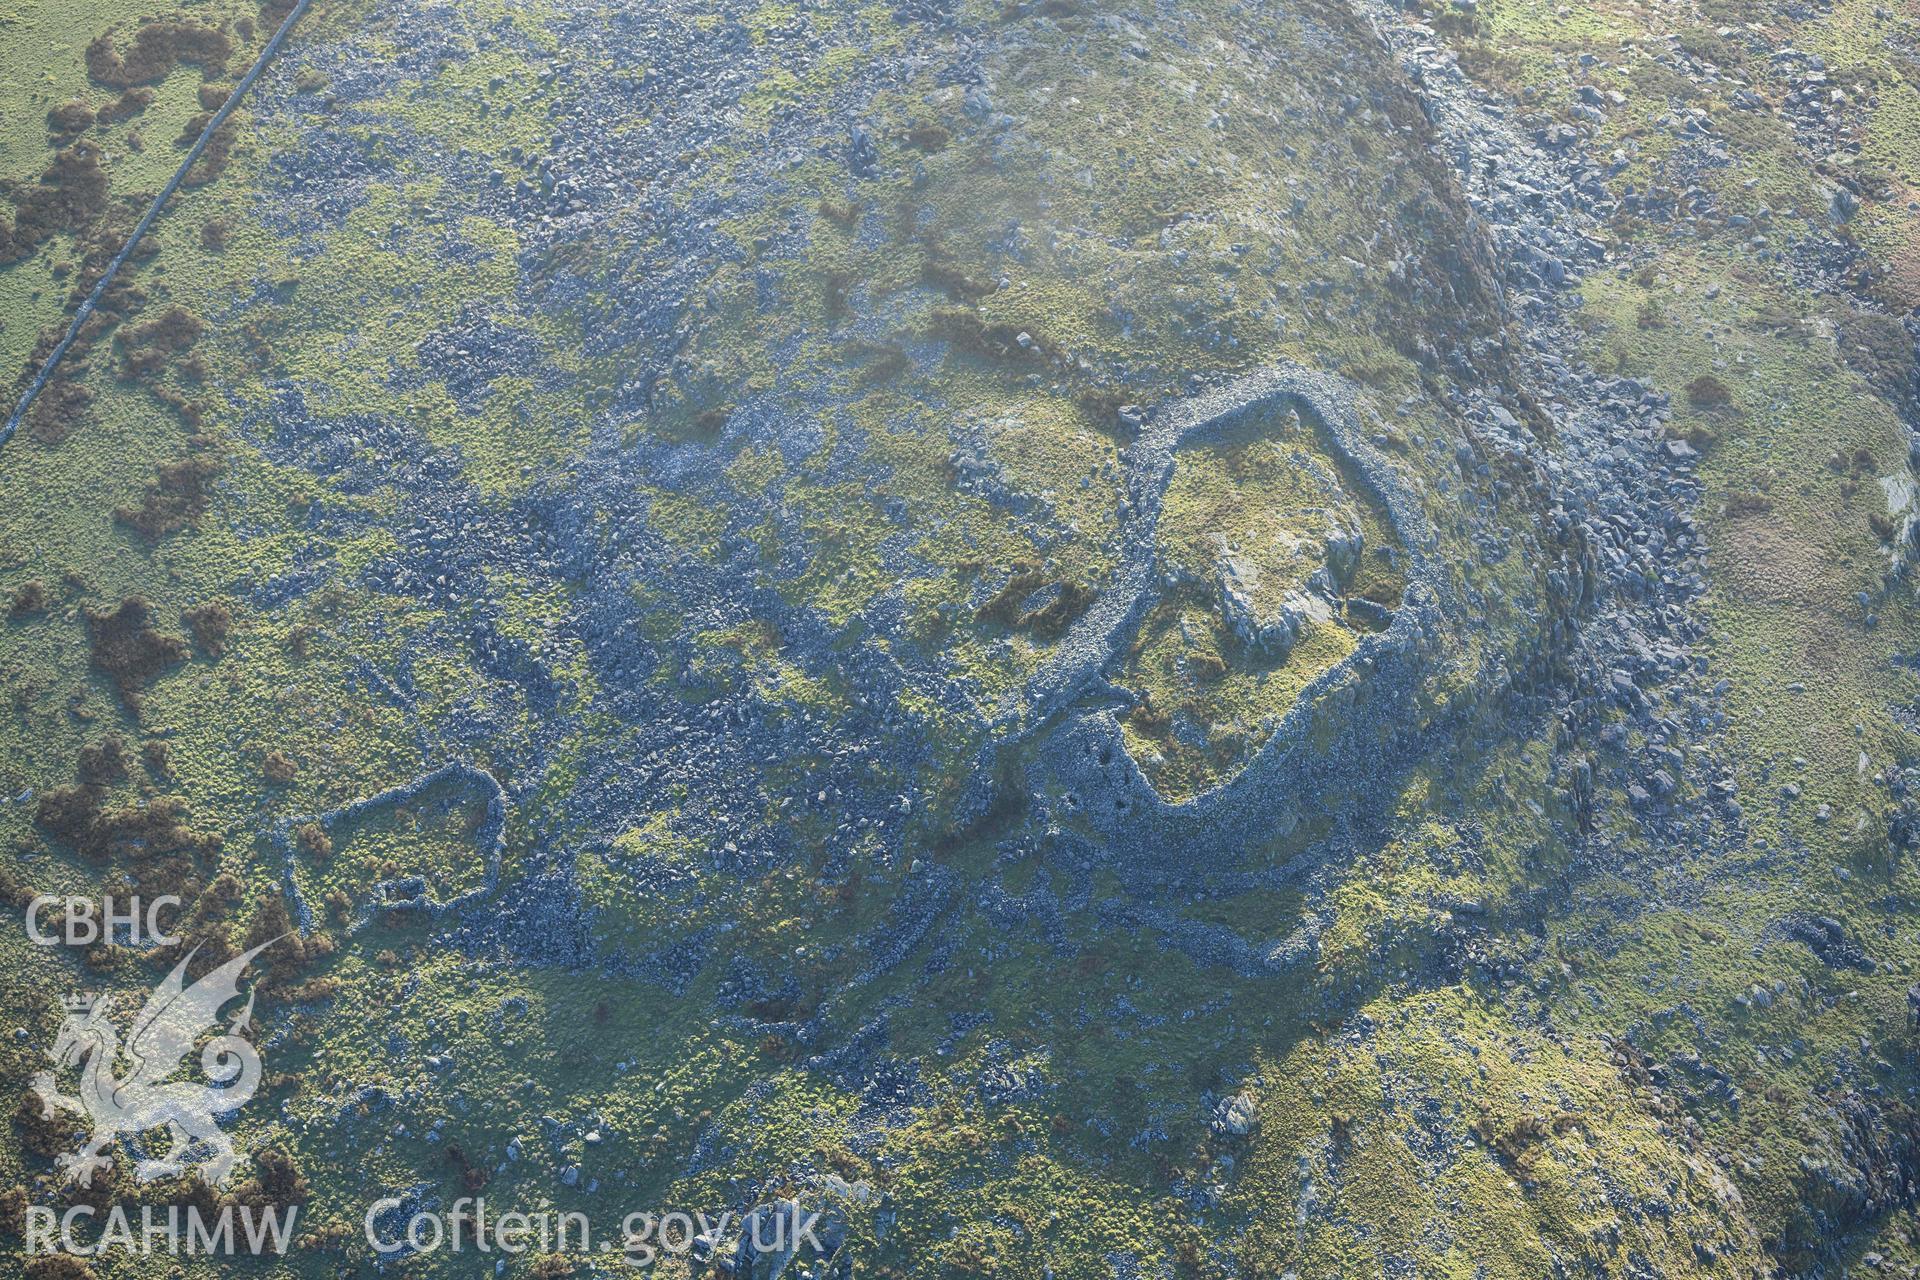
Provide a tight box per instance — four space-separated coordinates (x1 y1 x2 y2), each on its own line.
26 896 182 946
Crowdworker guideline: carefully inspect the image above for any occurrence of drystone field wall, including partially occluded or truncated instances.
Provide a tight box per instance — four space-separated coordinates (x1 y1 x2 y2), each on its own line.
1026 362 1455 865
9 0 1920 1272
273 761 509 931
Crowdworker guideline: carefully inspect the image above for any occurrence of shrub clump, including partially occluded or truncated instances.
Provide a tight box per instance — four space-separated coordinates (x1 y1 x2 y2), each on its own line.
929 305 1062 362
86 596 190 710
0 1184 27 1237
816 196 859 229
1 141 112 264
293 822 332 860
115 446 221 540
98 87 155 123
7 580 48 619
181 600 231 655
35 739 221 866
240 891 330 989
445 1142 488 1192
76 735 131 786
902 121 952 152
26 376 94 445
13 1090 74 1161
47 101 96 135
974 565 1094 640
229 1146 309 1218
86 20 232 88
177 112 239 186
117 304 204 378
1685 373 1733 408
25 1255 95 1280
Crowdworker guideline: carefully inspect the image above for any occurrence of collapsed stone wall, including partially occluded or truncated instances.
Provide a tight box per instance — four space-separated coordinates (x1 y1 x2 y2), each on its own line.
1022 362 1459 867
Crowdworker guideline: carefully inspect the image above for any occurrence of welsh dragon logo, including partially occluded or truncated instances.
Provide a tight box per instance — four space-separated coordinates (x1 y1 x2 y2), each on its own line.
29 938 280 1188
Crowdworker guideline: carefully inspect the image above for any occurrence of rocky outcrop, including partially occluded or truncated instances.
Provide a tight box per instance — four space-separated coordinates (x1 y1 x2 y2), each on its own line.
1212 507 1361 660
